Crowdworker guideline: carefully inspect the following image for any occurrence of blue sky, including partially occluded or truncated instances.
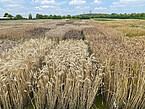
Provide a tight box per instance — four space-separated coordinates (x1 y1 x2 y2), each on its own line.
0 0 145 17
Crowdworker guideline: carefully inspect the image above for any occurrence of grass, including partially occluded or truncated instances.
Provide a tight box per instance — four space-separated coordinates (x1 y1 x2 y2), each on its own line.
92 94 107 109
115 27 145 37
95 19 145 37
94 18 114 21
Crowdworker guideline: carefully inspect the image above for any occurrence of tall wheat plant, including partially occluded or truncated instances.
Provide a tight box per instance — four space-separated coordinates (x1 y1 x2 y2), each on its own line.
32 40 103 109
0 38 55 109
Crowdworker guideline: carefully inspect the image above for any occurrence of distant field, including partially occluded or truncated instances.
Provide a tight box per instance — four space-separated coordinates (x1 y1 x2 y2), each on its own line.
94 18 114 21
0 19 65 29
93 19 145 37
0 19 144 109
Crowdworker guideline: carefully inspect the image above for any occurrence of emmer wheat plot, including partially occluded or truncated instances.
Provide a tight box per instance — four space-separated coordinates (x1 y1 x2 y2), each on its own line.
86 29 145 109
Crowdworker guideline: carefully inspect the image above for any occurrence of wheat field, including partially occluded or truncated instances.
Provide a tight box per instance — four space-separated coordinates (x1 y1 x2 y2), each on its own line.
0 19 144 109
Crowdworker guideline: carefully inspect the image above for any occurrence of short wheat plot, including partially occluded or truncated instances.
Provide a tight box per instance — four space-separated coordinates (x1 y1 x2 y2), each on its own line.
0 38 102 109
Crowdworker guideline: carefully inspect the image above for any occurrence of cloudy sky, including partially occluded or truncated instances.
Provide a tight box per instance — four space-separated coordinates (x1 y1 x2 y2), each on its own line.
0 0 145 17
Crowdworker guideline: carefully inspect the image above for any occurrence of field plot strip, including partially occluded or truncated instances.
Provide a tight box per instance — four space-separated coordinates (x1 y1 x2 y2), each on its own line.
85 21 145 109
30 40 103 109
0 38 55 109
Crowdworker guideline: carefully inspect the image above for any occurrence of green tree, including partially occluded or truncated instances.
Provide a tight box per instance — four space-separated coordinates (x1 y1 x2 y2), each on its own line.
67 15 71 19
90 16 95 18
43 15 48 19
80 15 90 19
57 15 62 19
95 15 99 18
72 16 76 19
29 14 32 19
15 14 23 19
48 15 52 19
36 14 43 19
76 15 80 19
140 13 145 17
52 15 57 19
130 13 136 17
8 14 13 18
136 13 141 17
3 13 9 17
111 13 117 15
62 15 66 19
36 14 39 19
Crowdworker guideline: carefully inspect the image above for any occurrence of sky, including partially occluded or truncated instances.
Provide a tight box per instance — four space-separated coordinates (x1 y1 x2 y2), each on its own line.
0 0 145 17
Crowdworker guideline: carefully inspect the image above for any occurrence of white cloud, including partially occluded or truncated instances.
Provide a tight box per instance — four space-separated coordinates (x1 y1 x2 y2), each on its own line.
32 0 55 4
32 0 67 6
94 0 102 4
0 0 15 3
110 0 145 11
0 0 8 1
138 4 145 6
0 8 5 12
6 4 20 7
34 5 55 10
110 4 126 8
35 7 42 10
69 0 86 5
112 0 145 5
95 7 107 10
75 6 90 10
33 0 68 13
41 0 55 4
0 0 24 3
57 1 68 5
35 7 40 9
40 5 54 8
5 4 24 8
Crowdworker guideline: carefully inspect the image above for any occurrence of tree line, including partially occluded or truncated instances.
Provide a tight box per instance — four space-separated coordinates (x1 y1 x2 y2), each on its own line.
91 13 145 19
1 12 145 20
35 13 145 19
2 13 32 20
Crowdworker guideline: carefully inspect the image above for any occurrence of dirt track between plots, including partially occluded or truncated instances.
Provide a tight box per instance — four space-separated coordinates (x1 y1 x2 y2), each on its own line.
0 20 94 55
